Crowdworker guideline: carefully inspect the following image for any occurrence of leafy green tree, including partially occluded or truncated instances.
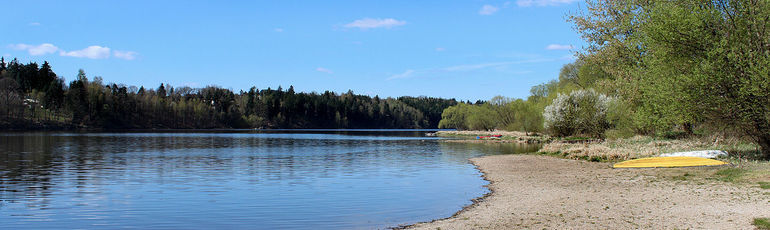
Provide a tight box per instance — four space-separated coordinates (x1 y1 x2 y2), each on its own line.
571 0 770 158
466 105 497 131
438 103 472 130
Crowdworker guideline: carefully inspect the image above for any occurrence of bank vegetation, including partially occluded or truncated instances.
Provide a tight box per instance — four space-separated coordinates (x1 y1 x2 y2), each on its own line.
437 0 770 160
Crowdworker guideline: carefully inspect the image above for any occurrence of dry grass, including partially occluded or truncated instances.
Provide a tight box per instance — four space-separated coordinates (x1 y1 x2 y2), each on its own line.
539 135 758 162
436 130 550 143
437 130 532 137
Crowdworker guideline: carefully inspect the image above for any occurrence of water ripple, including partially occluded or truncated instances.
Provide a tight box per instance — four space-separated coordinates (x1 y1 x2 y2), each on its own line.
0 131 539 229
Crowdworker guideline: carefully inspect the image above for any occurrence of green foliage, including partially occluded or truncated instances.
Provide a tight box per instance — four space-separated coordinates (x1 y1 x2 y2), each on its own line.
439 103 474 130
466 104 497 131
570 0 770 158
397 96 457 128
0 60 457 129
513 99 544 134
438 96 544 133
713 168 747 182
755 218 770 230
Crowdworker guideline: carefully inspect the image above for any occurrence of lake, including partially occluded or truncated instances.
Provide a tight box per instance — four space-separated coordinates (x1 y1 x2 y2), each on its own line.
0 130 540 229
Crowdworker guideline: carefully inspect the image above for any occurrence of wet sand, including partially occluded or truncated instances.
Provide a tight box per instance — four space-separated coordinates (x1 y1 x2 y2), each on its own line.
408 155 770 229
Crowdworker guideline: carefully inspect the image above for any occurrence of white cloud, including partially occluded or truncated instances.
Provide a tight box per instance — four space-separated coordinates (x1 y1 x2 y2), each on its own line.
9 43 60 56
443 59 552 72
561 54 577 60
387 69 415 80
316 67 333 74
8 43 137 60
274 28 284 32
344 18 406 29
113 50 138 60
443 62 511 72
545 44 574 50
60 45 111 59
28 22 41 26
435 47 446 52
516 0 578 7
479 5 499 15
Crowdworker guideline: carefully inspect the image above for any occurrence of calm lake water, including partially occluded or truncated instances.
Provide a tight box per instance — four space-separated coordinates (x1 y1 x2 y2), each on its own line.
0 130 539 229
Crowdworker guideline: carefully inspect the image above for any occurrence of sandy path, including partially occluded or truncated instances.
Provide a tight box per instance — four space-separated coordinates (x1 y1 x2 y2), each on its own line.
408 155 770 229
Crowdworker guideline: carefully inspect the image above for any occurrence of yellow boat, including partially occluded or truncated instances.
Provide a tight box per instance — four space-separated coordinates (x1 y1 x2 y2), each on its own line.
613 156 728 168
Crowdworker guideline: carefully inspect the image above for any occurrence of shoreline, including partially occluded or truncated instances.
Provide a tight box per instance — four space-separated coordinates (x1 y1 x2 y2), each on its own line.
405 154 770 229
434 130 550 144
392 158 496 230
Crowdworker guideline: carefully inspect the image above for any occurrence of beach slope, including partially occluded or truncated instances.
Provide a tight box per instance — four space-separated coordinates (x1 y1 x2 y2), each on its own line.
409 155 770 229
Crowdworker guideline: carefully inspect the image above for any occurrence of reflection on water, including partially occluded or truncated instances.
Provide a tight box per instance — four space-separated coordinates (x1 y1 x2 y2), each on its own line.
0 131 539 229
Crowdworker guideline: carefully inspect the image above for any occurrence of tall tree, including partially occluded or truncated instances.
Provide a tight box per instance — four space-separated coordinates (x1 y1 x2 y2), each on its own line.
571 0 770 158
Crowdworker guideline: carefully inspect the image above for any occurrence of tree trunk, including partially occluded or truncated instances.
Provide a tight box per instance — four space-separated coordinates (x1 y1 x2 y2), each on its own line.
758 134 770 160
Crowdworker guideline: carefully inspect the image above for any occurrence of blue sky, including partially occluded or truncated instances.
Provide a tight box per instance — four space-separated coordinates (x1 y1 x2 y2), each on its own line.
2 0 584 101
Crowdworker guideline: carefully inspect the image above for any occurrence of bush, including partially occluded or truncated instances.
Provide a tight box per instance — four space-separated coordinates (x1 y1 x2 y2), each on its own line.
543 89 614 138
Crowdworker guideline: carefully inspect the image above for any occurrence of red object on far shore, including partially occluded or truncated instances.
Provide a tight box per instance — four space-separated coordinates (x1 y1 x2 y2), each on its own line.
476 135 503 139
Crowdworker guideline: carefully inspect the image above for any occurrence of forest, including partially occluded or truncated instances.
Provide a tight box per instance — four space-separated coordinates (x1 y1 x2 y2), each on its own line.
438 0 770 159
0 58 457 130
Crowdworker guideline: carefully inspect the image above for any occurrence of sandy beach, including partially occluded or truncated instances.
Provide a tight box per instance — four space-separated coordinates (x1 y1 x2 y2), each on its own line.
408 155 770 229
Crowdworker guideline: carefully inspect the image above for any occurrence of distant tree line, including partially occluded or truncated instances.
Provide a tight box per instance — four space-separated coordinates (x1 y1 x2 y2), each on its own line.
0 58 457 129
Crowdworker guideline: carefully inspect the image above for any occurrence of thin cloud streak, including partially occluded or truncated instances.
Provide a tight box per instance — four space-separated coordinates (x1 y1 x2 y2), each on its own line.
387 58 555 80
516 0 578 7
545 44 573 50
344 18 406 29
387 69 415 80
442 58 553 72
316 67 333 74
114 50 138 60
479 5 499 15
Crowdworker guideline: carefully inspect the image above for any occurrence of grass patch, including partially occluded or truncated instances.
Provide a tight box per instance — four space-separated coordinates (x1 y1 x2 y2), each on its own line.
672 173 692 181
759 182 770 189
537 151 566 157
754 218 770 230
713 168 747 182
560 136 595 141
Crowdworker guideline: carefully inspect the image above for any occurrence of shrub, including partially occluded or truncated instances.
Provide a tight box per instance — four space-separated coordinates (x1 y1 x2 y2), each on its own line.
543 89 614 138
